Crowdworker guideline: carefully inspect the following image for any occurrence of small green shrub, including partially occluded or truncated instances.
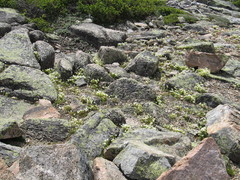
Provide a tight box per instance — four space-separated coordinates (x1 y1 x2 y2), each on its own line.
233 0 240 8
163 14 180 25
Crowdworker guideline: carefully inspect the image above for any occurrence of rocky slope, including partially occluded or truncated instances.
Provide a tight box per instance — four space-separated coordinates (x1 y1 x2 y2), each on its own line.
0 0 239 179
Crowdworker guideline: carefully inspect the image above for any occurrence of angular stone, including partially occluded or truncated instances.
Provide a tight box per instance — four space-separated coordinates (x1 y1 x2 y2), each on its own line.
0 8 26 24
71 112 119 160
57 58 73 80
177 42 215 53
196 0 239 11
0 22 11 37
196 93 225 108
106 78 157 101
69 23 127 47
17 144 93 180
157 137 230 180
165 72 205 90
113 142 176 180
103 108 126 127
0 158 16 180
206 105 240 163
0 142 21 166
74 50 92 71
84 64 113 82
93 157 127 180
125 51 159 77
23 106 60 120
0 28 40 69
19 118 71 142
0 65 57 102
104 128 191 161
222 58 240 77
185 51 226 73
104 63 129 79
98 46 128 65
33 40 55 70
29 30 44 43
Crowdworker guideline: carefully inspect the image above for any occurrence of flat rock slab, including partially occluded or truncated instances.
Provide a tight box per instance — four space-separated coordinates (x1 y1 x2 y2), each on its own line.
0 28 40 69
0 8 26 24
16 144 93 180
157 137 230 180
0 65 57 102
206 104 240 163
69 23 127 47
23 106 60 120
93 157 127 180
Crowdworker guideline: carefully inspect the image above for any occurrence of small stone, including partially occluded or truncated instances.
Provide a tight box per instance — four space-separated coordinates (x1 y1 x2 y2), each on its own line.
0 158 16 180
29 30 44 43
0 22 11 37
177 42 215 53
57 58 73 80
73 50 92 71
196 93 225 108
84 64 113 82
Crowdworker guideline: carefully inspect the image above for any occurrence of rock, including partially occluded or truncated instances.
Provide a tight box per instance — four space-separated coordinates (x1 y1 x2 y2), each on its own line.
196 0 239 11
84 64 113 82
185 51 226 73
74 50 92 71
127 29 166 41
196 93 225 108
222 58 240 77
0 8 26 24
0 142 21 166
103 108 126 127
75 77 87 87
165 72 205 90
0 118 23 140
22 106 60 120
57 56 73 80
104 63 129 79
19 118 71 142
113 142 176 180
69 23 127 47
125 51 159 77
157 137 230 180
93 157 127 180
71 112 119 160
28 30 45 43
106 78 157 101
206 105 240 163
177 42 215 53
17 144 93 180
33 40 55 70
104 128 191 161
0 65 57 102
38 99 52 106
0 158 16 180
0 28 40 69
98 46 128 65
0 22 11 37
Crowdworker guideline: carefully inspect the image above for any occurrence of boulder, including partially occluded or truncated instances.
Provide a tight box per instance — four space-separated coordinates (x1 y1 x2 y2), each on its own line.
57 57 73 80
196 93 225 108
105 78 157 101
196 0 239 11
69 23 127 47
98 46 128 65
157 137 230 180
28 30 45 43
23 106 60 120
73 50 92 71
165 72 205 90
0 142 21 166
185 51 226 73
19 118 71 142
113 142 176 180
16 144 93 180
103 108 126 127
0 8 26 24
104 128 191 161
0 28 40 69
104 63 129 79
177 42 215 53
84 64 113 82
33 40 55 70
0 65 57 102
71 112 119 160
93 157 127 180
127 29 166 41
222 58 240 77
0 22 11 37
206 105 240 163
0 158 16 180
125 51 159 77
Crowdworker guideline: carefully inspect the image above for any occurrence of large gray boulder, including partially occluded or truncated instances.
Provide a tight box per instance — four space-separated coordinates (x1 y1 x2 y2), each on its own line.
0 22 11 37
106 78 157 101
20 118 71 142
0 142 21 166
113 142 176 180
33 40 55 70
206 105 240 163
0 65 57 102
73 50 92 71
17 144 93 180
0 8 26 24
71 112 119 160
125 51 159 77
0 28 40 69
84 64 113 82
104 128 191 161
69 23 127 47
